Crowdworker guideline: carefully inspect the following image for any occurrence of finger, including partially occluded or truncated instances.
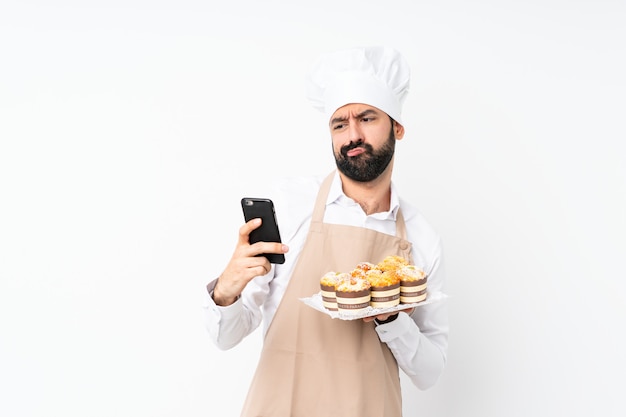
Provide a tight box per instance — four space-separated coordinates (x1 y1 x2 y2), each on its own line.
240 255 272 277
221 263 269 295
245 264 270 279
363 313 391 323
248 241 289 258
238 218 262 245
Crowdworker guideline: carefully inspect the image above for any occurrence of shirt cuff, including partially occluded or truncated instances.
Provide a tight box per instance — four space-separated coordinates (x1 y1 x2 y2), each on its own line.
203 279 244 321
374 311 414 343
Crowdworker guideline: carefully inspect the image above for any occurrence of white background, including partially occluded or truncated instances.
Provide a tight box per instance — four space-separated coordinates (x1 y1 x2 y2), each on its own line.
1 1 625 416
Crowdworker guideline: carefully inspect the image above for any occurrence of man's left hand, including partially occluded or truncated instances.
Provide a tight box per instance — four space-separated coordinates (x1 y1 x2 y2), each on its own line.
363 307 414 323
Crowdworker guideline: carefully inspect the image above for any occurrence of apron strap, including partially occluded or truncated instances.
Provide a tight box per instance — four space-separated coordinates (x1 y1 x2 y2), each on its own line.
311 171 335 223
395 209 407 240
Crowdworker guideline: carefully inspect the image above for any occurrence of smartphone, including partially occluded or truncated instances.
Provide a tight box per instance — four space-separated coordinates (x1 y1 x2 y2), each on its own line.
241 197 285 264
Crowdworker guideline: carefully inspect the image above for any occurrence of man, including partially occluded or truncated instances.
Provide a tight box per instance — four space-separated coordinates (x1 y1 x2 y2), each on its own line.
203 46 448 417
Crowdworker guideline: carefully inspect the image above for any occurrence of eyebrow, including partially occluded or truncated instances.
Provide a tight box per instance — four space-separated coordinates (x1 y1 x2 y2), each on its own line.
330 109 379 126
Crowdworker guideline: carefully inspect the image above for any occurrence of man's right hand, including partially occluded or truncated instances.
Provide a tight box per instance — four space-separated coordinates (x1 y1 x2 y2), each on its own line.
211 218 289 306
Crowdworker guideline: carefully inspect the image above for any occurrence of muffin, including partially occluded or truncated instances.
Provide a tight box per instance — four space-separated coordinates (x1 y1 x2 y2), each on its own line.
335 276 371 314
365 269 400 308
319 272 346 311
397 265 428 304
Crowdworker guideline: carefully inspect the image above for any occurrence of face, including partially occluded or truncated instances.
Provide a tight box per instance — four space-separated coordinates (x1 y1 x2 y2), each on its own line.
329 104 404 182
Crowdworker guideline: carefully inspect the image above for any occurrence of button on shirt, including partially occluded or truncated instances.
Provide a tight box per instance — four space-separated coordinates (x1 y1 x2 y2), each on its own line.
203 172 449 390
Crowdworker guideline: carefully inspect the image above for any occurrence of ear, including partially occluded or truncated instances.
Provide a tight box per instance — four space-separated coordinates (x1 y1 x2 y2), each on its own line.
393 121 405 140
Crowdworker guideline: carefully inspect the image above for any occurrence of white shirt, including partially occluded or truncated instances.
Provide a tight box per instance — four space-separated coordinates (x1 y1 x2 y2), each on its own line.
203 172 449 390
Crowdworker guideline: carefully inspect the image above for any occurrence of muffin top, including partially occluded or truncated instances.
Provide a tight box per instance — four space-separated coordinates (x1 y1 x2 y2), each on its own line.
397 265 426 282
377 255 409 272
349 261 376 279
320 271 348 287
335 276 371 293
320 255 421 291
365 269 400 287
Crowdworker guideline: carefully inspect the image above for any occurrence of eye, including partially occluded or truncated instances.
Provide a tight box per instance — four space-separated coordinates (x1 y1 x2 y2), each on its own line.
332 123 345 130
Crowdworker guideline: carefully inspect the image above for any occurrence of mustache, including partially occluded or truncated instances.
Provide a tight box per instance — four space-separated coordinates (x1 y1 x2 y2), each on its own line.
340 141 374 157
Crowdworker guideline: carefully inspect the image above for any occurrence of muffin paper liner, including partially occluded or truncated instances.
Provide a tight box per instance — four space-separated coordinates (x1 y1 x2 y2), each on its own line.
299 290 448 320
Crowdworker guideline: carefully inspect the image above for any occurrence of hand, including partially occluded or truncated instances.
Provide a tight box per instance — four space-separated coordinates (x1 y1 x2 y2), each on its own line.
362 307 415 323
212 218 289 306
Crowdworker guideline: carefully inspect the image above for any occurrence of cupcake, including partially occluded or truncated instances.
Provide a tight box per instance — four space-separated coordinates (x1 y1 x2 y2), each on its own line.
319 272 346 311
335 276 371 314
397 265 428 304
365 269 400 308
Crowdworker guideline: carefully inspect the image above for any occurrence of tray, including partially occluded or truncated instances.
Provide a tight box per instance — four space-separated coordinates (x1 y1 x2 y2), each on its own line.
299 290 447 320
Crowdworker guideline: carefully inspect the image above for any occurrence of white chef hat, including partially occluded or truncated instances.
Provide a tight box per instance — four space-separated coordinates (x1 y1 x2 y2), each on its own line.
306 45 411 125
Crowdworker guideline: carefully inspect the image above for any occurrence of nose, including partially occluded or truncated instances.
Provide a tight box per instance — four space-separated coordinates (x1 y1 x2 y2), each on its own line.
348 119 363 144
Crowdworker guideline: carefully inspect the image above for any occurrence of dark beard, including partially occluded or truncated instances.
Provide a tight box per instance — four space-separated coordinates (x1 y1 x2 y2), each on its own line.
334 128 396 182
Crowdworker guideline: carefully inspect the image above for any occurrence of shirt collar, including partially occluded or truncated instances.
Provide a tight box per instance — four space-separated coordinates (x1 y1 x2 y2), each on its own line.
326 171 400 220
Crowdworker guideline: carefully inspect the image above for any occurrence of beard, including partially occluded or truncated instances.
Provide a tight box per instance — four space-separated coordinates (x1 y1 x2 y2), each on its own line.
334 127 396 182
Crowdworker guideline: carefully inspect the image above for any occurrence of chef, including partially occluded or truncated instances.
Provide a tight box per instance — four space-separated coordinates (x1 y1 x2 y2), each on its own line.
203 45 449 417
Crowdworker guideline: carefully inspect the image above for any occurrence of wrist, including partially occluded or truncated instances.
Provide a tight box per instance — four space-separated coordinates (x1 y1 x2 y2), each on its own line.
211 278 239 306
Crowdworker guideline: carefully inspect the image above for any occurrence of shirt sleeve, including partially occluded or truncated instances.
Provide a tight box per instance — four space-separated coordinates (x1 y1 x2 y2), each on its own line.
374 237 449 390
202 266 275 350
201 176 314 351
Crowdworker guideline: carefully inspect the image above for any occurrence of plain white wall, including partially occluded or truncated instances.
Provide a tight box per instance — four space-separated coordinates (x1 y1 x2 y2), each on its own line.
1 1 625 416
